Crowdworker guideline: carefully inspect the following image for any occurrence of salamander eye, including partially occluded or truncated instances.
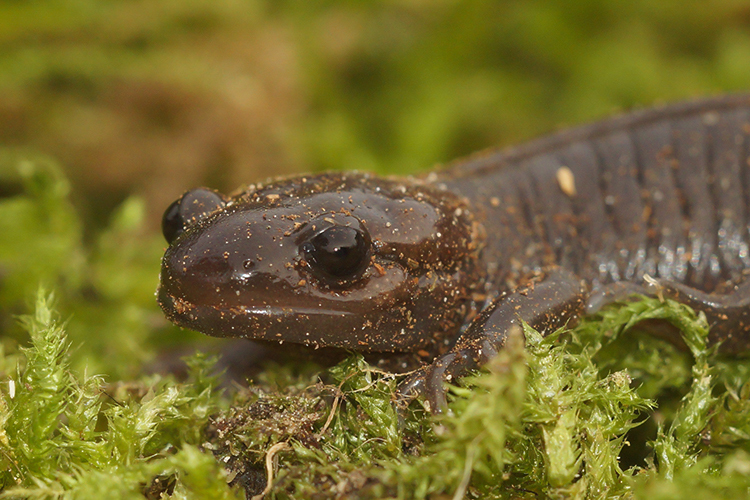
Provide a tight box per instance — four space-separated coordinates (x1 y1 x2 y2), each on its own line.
300 226 370 284
162 188 228 244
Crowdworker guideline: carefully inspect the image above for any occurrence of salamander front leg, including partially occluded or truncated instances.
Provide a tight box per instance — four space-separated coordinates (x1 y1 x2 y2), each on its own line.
397 269 587 413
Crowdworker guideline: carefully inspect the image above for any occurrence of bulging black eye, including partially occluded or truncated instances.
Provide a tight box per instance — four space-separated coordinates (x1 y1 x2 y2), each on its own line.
300 226 370 283
162 188 228 244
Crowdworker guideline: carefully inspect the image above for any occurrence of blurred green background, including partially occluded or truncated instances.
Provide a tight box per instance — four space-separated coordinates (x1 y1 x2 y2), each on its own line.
2 0 750 377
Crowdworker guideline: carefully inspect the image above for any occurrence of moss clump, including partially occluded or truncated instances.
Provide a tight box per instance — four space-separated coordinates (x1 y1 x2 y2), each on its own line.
3 284 750 499
0 292 239 499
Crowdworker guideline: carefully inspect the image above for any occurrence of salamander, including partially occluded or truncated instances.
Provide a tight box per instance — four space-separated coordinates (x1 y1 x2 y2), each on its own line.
157 94 750 412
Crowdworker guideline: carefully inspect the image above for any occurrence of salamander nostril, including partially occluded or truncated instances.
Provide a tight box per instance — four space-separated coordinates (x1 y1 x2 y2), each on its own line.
228 260 260 285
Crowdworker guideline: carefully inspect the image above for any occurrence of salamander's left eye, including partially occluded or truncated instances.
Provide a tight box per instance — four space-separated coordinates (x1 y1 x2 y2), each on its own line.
300 226 370 284
162 188 228 244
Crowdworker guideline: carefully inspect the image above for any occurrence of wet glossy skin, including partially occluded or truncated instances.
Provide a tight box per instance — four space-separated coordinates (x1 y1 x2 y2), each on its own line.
159 94 750 411
159 173 483 354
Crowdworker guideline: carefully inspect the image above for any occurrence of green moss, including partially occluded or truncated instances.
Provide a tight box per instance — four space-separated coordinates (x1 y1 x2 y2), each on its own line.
0 151 82 310
0 292 237 499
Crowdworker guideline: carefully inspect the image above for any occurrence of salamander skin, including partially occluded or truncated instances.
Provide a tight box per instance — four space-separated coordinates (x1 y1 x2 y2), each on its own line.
158 94 750 412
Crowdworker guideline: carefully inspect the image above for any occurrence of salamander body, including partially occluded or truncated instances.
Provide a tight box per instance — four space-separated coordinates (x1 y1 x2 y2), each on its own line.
158 95 750 410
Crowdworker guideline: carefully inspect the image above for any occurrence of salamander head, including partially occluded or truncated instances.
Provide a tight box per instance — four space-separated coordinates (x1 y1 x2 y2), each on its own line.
157 172 484 353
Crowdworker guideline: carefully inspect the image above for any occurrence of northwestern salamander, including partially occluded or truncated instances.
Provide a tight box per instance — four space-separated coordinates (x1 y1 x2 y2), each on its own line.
158 94 750 412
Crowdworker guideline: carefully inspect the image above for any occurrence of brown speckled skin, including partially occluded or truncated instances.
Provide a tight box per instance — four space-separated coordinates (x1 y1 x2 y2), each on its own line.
159 174 484 356
158 95 750 410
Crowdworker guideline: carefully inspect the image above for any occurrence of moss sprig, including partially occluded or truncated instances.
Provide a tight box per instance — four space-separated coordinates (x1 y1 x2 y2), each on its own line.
0 291 234 499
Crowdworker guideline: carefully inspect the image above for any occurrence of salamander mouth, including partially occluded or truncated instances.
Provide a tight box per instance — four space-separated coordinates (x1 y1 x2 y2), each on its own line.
157 288 355 318
157 286 358 347
233 305 355 317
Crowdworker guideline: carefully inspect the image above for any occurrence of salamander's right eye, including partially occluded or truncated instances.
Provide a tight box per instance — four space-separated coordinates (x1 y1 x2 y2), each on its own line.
162 188 228 244
300 225 371 286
